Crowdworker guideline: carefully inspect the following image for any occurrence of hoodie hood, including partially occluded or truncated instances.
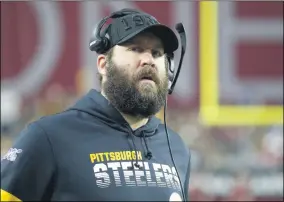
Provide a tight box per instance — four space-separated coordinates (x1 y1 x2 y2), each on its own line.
30 89 190 200
70 89 161 137
69 89 163 165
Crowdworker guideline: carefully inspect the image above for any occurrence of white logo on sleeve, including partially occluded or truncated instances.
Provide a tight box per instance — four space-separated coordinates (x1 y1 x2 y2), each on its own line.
1 148 23 162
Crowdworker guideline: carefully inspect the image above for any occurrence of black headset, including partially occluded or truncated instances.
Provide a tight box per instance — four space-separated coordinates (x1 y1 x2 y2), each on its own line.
89 9 142 54
89 8 186 95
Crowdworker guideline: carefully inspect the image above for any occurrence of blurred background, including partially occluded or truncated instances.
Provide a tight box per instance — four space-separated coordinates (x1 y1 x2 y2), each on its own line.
1 1 283 201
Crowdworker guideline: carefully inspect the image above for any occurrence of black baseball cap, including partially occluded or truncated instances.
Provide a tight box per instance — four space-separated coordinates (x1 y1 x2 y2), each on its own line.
105 10 179 54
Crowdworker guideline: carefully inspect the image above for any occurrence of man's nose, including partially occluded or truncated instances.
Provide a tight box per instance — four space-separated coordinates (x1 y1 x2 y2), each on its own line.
140 52 155 68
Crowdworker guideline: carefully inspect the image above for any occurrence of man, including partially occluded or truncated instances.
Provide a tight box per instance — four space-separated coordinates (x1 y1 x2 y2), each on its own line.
1 8 191 201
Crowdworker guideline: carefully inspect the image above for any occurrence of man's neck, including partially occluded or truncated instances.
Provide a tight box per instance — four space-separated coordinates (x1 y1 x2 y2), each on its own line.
121 114 149 131
101 91 149 130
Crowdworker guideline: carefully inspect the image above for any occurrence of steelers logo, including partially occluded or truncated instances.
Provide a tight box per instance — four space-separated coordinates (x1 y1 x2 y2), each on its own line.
169 192 182 201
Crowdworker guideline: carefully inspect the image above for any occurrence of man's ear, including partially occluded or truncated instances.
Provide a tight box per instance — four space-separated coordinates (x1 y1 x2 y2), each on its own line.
97 54 107 76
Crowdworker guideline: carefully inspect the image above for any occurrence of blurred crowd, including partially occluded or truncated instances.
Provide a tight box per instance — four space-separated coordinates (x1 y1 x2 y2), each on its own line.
1 84 283 201
168 108 283 201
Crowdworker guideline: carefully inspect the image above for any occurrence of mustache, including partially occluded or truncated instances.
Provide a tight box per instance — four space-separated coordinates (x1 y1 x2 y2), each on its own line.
135 68 160 84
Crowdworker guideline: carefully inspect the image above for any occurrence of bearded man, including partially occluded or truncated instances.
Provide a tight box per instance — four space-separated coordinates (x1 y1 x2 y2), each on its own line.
1 8 191 202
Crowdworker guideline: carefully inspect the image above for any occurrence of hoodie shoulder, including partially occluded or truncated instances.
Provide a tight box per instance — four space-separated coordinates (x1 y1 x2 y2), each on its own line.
158 124 190 156
35 109 76 127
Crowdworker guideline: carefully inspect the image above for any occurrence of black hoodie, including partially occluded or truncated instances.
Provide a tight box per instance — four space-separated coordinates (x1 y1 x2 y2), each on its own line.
1 89 191 201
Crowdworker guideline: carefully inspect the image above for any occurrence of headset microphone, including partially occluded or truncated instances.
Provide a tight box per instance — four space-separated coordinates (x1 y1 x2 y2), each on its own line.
168 23 187 95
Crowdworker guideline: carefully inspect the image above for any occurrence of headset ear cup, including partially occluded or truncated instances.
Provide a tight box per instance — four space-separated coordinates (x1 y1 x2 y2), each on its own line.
89 37 110 54
89 38 101 52
89 22 111 54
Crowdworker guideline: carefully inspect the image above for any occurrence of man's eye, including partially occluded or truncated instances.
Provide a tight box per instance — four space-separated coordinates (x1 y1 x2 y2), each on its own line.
152 50 163 58
129 47 143 52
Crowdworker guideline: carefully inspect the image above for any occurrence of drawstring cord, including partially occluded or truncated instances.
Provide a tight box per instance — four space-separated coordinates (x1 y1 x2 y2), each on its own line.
129 133 140 168
142 132 152 160
125 126 154 170
126 132 143 170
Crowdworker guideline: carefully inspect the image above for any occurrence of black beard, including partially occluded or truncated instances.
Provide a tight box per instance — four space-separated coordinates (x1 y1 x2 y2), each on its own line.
103 60 168 118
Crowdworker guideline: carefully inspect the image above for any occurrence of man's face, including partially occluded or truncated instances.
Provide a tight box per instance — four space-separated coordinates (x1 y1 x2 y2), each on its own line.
102 31 169 118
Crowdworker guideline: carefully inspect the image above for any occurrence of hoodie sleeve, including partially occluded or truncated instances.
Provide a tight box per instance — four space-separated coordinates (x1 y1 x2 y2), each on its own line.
184 151 191 201
1 122 56 201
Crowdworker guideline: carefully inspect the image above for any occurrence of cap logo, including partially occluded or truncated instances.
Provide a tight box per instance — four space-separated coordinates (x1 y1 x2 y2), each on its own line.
121 14 159 31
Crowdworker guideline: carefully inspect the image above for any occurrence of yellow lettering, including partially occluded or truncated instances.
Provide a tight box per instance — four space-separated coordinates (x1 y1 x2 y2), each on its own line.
137 151 142 160
98 153 104 162
132 151 136 160
126 151 132 160
115 152 121 161
90 154 96 163
120 151 126 160
1 189 21 202
110 152 115 161
95 153 100 162
90 151 143 163
104 152 110 161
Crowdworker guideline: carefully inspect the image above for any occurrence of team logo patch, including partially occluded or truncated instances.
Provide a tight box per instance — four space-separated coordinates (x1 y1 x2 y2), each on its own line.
1 148 23 162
